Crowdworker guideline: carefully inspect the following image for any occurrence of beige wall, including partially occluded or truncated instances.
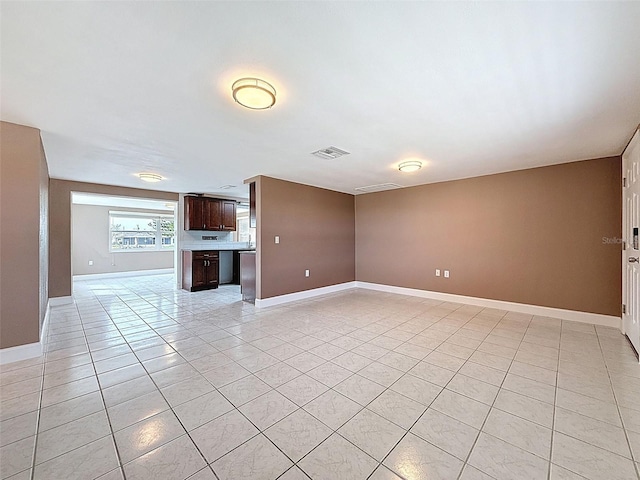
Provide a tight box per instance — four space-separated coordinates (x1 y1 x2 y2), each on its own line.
356 157 622 316
72 204 174 275
50 180 178 298
257 176 355 299
0 121 49 349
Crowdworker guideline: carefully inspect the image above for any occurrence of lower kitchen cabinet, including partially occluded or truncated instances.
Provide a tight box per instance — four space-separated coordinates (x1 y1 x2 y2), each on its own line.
182 250 219 291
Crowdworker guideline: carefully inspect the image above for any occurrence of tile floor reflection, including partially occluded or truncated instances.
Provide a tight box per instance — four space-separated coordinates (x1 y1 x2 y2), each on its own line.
1 274 639 479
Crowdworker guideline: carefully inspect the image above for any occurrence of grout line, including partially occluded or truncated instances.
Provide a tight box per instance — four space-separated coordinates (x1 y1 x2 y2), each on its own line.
183 299 465 479
365 305 511 479
450 308 517 480
77 299 130 480
596 327 640 480
547 320 562 480
133 361 222 480
79 278 218 480
96 287 220 479
23 302 120 478
546 324 637 479
20 277 637 480
28 337 47 480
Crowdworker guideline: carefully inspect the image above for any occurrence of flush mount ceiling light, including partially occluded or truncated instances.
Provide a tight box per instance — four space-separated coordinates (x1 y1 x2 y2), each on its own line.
398 160 423 173
232 77 276 110
137 173 163 183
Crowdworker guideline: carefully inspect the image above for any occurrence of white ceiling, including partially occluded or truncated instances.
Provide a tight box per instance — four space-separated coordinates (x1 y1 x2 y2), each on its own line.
2 2 639 198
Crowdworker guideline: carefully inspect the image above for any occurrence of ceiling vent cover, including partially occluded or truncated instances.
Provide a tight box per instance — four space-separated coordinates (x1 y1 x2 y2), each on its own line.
354 183 403 194
311 146 350 159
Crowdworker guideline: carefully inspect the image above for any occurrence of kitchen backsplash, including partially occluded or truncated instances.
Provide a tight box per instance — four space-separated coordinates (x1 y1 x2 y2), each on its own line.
182 230 233 244
180 230 252 250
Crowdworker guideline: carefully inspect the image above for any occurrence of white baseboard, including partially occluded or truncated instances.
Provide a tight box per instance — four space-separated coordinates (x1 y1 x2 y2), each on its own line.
48 296 74 307
255 281 357 308
74 268 174 281
0 342 42 365
1 297 71 366
355 282 621 329
40 301 51 345
254 280 620 328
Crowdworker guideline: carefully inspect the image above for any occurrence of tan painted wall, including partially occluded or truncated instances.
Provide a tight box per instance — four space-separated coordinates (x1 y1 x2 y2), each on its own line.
257 176 355 299
0 121 49 349
72 204 174 275
49 180 178 298
356 157 622 316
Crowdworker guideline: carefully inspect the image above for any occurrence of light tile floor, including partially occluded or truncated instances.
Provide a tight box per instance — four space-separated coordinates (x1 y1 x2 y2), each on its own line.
1 274 640 480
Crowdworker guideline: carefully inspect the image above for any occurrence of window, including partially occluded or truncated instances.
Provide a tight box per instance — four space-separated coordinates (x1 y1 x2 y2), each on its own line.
234 205 255 244
109 212 175 252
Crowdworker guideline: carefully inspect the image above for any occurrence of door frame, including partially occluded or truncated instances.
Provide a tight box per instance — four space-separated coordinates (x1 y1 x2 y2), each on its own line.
621 126 640 361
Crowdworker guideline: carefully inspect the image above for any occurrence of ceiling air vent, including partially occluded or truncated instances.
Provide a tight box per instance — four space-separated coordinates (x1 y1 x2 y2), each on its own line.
311 146 350 159
354 183 403 194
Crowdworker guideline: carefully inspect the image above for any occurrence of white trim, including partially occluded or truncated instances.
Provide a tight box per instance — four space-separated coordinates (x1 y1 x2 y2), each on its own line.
109 210 174 218
40 301 51 345
255 282 357 308
0 297 63 365
0 342 42 365
73 268 174 281
254 281 620 328
48 296 74 306
108 210 176 254
355 282 621 329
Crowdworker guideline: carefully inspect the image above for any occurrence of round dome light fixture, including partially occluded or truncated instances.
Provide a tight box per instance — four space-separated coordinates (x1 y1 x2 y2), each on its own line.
398 160 422 173
232 77 276 110
137 173 163 183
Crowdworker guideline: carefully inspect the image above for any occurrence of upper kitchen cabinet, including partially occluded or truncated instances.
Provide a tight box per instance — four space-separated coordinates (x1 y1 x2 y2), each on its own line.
184 196 237 231
207 199 222 231
220 200 236 231
184 196 207 230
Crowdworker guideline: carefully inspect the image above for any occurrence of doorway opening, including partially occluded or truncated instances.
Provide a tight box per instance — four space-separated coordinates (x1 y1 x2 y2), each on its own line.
71 193 179 288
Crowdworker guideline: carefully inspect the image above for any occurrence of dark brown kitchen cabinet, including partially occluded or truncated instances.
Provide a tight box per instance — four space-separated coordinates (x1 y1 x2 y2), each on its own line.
221 200 236 230
184 196 236 231
207 200 222 231
182 250 219 291
184 196 207 230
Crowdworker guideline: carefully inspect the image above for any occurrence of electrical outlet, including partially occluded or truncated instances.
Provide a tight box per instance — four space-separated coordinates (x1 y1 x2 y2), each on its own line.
435 269 440 277
444 270 450 278
275 236 280 244
88 260 93 266
305 269 310 277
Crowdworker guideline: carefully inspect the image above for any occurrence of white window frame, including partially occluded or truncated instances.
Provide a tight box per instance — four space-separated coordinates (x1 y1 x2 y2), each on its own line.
234 206 255 244
109 211 175 253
